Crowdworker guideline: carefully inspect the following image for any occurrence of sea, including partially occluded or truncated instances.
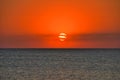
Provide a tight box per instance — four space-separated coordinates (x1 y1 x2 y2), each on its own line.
0 49 120 80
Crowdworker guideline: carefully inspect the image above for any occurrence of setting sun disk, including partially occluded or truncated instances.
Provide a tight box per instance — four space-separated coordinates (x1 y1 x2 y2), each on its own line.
58 33 67 41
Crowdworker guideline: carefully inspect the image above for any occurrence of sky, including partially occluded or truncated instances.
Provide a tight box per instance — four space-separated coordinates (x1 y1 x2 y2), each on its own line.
0 0 120 48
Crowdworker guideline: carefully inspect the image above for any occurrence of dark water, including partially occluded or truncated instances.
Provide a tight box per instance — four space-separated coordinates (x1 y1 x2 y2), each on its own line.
0 49 120 80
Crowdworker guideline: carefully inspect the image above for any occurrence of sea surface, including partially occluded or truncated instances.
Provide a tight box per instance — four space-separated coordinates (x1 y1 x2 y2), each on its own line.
0 49 120 80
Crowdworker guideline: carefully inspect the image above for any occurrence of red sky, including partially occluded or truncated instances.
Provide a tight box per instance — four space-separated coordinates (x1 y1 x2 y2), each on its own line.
0 0 120 48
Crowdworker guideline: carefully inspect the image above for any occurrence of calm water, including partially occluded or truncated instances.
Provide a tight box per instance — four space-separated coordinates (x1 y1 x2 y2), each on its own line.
0 49 120 80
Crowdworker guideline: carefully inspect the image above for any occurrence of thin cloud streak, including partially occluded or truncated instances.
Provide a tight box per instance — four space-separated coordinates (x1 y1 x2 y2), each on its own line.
0 34 120 48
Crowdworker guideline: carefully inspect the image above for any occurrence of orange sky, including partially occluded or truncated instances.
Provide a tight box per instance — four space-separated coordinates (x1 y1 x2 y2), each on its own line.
0 0 120 48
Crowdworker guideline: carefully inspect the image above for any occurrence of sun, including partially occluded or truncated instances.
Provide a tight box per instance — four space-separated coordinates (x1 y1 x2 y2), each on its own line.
58 32 67 41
